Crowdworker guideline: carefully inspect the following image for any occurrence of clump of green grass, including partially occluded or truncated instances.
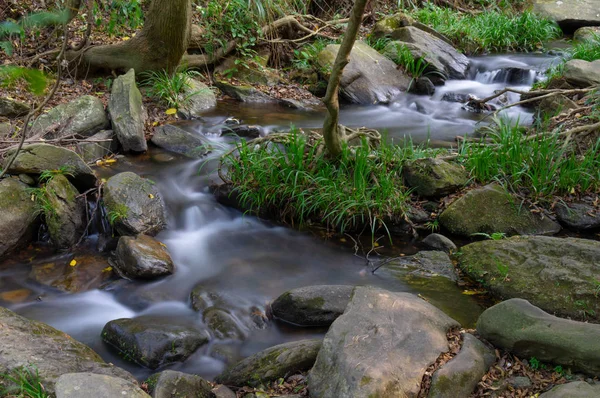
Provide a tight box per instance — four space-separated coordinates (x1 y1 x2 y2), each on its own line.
365 36 392 52
410 5 560 53
459 117 600 198
291 38 334 72
142 69 203 109
0 366 48 398
222 128 440 234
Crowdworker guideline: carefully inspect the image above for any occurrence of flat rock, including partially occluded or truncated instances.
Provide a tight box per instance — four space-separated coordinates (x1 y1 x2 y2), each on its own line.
178 77 217 118
147 370 212 398
76 130 117 162
439 183 561 237
428 334 495 398
0 98 30 118
103 172 167 236
460 236 600 321
0 306 134 394
102 316 209 369
539 381 600 397
55 373 149 398
216 339 322 387
29 95 108 139
29 254 113 293
109 69 147 152
45 174 86 249
477 298 600 376
555 202 600 231
386 250 458 281
317 41 410 104
564 59 600 88
403 157 468 197
114 235 174 279
0 178 37 258
270 285 355 327
4 143 97 190
309 287 460 398
151 124 212 159
532 0 600 31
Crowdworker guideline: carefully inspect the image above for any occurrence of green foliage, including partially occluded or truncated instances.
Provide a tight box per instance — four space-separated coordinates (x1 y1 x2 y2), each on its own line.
459 117 600 199
94 0 144 36
142 69 204 109
365 36 391 52
529 357 542 370
291 38 332 72
0 66 48 96
222 127 440 236
107 203 128 226
471 232 507 240
571 34 600 62
410 5 560 53
0 366 48 398
38 165 75 183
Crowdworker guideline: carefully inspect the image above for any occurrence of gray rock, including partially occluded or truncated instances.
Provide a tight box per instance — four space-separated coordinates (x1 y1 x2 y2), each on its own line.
178 77 217 118
76 130 117 162
4 144 97 190
0 98 30 118
0 178 37 258
18 173 35 185
439 183 561 237
0 307 134 394
532 0 600 30
409 76 435 95
555 202 600 231
29 95 108 139
460 236 600 321
55 373 149 398
212 384 237 398
404 157 468 197
428 334 495 398
109 69 147 152
114 235 174 279
384 27 470 80
441 92 470 103
103 172 167 236
147 370 212 398
216 81 277 103
0 122 12 138
574 26 600 42
317 41 411 104
422 233 457 253
151 124 212 159
309 288 460 398
271 285 354 327
386 250 458 281
45 174 86 249
477 298 600 376
203 308 246 340
102 316 209 369
538 94 580 117
371 12 452 44
216 339 322 387
539 381 600 397
564 59 600 88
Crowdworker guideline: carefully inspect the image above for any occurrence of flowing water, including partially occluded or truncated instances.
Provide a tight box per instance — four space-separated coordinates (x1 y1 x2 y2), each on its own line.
0 54 558 381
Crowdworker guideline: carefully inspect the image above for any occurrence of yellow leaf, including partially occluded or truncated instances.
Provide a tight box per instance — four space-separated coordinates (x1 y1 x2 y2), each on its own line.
159 242 167 248
122 36 130 41
462 290 485 295
148 194 154 199
152 121 159 126
69 259 77 267
570 187 576 194
102 266 113 273
165 108 177 115
373 242 380 247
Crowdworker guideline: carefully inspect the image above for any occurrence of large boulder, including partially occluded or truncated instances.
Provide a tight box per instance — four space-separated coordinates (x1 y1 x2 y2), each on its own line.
439 184 561 237
0 178 37 258
3 144 97 190
29 95 109 139
532 0 600 31
114 235 174 279
317 41 411 104
476 299 600 376
539 381 600 397
45 174 86 249
55 373 149 398
270 285 354 327
428 334 495 398
0 307 134 394
563 59 600 87
460 236 600 321
403 158 468 197
146 370 213 398
0 98 30 118
151 124 212 159
101 316 210 369
103 172 167 236
555 201 600 231
75 130 117 163
309 288 460 398
178 77 217 118
108 69 147 152
215 339 322 387
384 27 470 80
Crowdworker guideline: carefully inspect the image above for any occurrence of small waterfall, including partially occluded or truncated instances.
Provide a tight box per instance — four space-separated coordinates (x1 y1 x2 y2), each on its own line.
473 67 538 85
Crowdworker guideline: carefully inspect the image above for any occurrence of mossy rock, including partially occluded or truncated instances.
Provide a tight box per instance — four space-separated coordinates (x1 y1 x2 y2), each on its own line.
55 373 150 398
215 339 322 387
114 235 174 279
460 236 600 321
151 124 212 159
539 381 600 397
0 98 30 118
573 26 600 42
371 12 415 38
439 183 561 237
103 171 167 236
203 308 246 340
147 370 212 398
45 174 86 249
0 178 37 258
108 69 147 152
178 77 217 118
403 157 468 198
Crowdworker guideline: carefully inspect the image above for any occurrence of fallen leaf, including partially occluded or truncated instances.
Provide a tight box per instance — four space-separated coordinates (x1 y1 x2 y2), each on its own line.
69 259 77 267
165 108 177 115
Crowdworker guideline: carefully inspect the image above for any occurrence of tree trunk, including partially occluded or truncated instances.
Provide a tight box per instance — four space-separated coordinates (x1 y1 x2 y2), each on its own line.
67 0 191 75
321 0 368 157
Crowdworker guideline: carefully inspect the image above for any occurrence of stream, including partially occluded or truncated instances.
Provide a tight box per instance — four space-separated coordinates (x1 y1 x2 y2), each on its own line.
0 54 558 381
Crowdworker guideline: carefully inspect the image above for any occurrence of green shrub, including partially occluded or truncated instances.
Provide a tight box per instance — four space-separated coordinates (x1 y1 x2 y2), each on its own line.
292 38 334 71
